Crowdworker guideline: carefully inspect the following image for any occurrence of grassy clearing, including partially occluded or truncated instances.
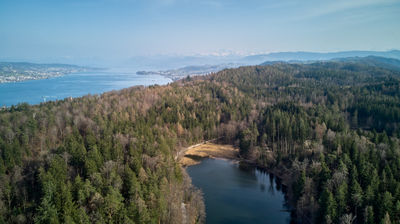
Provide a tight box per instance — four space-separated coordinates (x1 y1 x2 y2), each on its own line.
179 143 239 166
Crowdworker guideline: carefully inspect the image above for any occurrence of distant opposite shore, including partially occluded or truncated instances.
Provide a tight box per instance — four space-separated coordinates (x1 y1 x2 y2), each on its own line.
0 62 100 83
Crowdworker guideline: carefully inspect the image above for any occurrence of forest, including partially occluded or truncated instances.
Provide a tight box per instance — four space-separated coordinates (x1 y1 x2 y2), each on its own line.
1 56 400 223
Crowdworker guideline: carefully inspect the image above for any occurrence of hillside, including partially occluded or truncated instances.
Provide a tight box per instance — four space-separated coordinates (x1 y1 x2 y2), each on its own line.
0 57 400 223
331 56 400 71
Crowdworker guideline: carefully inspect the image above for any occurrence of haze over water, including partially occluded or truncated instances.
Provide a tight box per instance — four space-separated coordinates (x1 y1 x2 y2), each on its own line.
0 71 171 107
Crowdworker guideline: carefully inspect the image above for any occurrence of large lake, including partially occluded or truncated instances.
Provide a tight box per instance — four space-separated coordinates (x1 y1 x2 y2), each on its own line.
0 71 171 107
187 158 292 224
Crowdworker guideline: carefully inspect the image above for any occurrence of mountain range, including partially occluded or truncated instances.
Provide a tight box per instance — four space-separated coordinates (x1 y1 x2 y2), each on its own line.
244 50 400 64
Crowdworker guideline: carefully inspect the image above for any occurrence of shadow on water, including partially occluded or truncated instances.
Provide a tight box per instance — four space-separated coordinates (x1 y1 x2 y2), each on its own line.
184 154 206 161
187 158 295 224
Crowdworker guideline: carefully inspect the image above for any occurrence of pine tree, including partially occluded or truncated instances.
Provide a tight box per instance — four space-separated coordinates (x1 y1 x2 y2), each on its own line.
336 182 348 216
379 192 393 221
293 170 306 201
319 188 337 223
364 206 375 224
381 212 391 224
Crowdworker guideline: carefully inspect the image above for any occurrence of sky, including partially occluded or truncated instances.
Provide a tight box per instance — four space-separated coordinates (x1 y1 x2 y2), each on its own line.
0 0 399 64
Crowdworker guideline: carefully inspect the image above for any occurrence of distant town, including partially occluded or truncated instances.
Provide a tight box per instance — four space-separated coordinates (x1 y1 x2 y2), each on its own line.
137 63 241 81
0 62 97 83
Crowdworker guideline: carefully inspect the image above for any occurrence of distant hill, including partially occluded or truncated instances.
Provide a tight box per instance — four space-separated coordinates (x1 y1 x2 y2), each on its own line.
259 56 400 73
330 56 400 71
137 63 242 81
126 55 243 70
245 50 400 64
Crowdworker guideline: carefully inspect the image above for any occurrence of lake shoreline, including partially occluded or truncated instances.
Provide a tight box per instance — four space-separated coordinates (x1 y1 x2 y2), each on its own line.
179 143 292 189
185 147 294 223
179 142 239 166
0 71 171 107
180 142 297 223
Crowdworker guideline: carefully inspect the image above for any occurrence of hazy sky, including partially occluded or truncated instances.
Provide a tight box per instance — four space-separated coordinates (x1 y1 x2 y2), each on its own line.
1 0 399 62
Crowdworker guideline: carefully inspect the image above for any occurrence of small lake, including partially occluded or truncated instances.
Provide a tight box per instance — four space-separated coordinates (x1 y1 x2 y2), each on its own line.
187 158 292 224
0 71 171 107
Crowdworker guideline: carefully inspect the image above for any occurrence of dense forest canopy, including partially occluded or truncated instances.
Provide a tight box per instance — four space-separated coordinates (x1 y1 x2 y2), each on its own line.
1 57 400 223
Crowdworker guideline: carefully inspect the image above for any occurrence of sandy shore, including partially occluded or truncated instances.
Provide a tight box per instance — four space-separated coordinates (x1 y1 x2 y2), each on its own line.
179 143 239 166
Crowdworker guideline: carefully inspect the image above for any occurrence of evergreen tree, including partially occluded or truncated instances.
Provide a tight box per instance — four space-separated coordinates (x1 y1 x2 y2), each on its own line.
319 188 337 223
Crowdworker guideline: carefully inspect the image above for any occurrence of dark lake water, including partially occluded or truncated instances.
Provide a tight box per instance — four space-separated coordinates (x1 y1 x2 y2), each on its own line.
0 71 171 107
187 158 291 224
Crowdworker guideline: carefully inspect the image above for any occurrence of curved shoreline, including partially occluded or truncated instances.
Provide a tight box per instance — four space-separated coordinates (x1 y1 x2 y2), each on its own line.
178 143 291 188
182 143 296 223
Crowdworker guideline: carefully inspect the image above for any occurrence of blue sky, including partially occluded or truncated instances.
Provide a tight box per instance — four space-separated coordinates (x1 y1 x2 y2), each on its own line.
0 0 399 62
